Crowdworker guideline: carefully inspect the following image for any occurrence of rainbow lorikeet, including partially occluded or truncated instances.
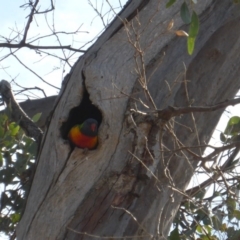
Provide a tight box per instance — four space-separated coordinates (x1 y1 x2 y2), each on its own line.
68 118 98 150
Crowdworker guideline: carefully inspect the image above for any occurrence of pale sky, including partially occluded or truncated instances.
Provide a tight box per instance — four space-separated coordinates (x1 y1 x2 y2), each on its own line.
0 0 127 99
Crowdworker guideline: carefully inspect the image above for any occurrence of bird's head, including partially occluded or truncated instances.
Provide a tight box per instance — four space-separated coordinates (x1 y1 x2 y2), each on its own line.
80 118 98 137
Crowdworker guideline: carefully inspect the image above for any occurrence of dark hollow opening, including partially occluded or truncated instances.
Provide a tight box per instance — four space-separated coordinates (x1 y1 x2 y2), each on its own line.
61 88 102 142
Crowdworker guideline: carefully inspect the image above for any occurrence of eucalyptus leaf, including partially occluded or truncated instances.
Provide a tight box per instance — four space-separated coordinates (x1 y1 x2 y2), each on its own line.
10 213 21 224
32 112 42 123
224 116 240 136
189 11 199 37
166 0 176 8
187 37 196 55
233 210 240 220
169 227 180 240
180 2 191 24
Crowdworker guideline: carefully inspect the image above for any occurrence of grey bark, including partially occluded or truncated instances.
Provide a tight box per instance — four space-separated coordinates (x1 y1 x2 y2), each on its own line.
17 0 240 239
0 92 56 129
18 95 57 129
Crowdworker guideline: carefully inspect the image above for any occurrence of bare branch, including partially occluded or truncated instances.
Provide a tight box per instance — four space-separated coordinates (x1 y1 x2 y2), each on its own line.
10 50 60 90
0 80 43 143
0 42 85 53
157 98 240 121
21 0 40 43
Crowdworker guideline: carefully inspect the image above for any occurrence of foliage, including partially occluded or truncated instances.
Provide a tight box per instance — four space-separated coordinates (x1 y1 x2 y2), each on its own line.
220 116 240 143
164 2 240 236
187 11 199 55
0 113 37 237
166 0 199 55
168 115 240 239
166 0 240 55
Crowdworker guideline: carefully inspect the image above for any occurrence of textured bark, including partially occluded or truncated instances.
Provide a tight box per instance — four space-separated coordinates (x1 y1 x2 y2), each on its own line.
18 95 57 129
17 0 240 239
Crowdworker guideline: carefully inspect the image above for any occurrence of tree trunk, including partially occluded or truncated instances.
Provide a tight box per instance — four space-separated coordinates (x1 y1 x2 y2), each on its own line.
17 1 240 239
19 96 57 129
0 95 56 129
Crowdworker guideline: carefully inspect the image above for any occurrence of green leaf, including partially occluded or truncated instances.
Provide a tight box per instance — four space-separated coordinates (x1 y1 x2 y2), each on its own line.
198 235 206 240
0 153 3 167
187 11 199 55
184 200 196 210
0 113 8 123
203 215 212 225
224 116 240 136
187 37 196 55
27 142 37 156
166 0 176 8
226 197 236 211
204 225 212 234
233 210 240 220
0 167 15 184
9 122 20 136
196 208 211 225
220 223 227 232
10 213 21 224
196 224 203 233
220 132 227 142
227 197 236 220
197 226 212 238
189 11 199 37
0 125 5 138
227 227 240 240
5 105 12 117
212 215 222 230
32 112 42 123
1 134 14 148
169 227 180 240
180 2 191 24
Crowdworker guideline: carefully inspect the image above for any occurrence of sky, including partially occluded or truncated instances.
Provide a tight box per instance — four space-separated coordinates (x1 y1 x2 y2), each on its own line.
0 0 127 100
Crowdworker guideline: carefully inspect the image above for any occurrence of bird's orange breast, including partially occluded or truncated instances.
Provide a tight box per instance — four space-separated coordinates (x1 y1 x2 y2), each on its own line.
68 125 98 149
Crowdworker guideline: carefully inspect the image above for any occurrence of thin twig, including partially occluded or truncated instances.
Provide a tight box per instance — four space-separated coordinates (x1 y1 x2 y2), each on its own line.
67 227 152 239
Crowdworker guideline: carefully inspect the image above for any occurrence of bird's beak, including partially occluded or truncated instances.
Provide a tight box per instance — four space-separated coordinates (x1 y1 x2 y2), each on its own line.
91 124 97 132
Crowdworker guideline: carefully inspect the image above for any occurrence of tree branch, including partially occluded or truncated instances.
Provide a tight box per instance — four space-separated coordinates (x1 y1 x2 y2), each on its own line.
10 50 60 90
185 147 239 199
157 98 240 121
0 42 85 53
21 0 40 43
0 80 43 143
